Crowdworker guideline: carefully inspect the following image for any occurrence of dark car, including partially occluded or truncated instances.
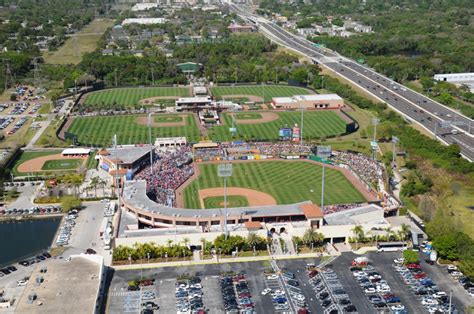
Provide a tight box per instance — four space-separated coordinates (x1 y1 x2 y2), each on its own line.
287 279 299 287
7 266 17 272
344 305 357 312
322 299 332 307
0 269 11 275
319 292 329 300
43 252 52 258
85 248 97 254
339 299 351 305
374 302 387 308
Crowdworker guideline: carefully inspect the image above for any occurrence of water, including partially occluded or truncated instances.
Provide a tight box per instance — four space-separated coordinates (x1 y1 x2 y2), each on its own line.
0 218 61 267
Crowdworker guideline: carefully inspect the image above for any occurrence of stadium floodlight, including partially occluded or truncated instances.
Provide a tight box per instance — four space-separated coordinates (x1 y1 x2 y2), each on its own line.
218 164 233 239
148 113 154 177
317 146 331 212
392 136 399 165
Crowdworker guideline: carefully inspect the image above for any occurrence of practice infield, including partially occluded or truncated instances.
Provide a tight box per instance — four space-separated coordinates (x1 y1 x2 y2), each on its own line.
203 195 249 209
82 87 191 109
210 85 315 102
209 111 347 142
235 113 263 120
41 159 82 171
67 114 200 145
182 161 367 209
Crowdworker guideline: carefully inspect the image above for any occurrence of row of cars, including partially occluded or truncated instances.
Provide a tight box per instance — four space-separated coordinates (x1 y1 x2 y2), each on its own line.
311 267 357 312
392 257 454 313
7 117 28 135
55 210 78 246
0 251 52 279
220 273 255 313
104 200 116 217
445 264 474 297
0 205 61 217
263 271 306 312
351 258 407 313
175 276 205 314
0 117 14 130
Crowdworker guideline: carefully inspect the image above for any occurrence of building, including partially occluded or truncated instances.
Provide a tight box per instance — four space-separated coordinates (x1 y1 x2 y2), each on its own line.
131 3 159 11
175 96 214 112
98 145 154 179
155 137 187 148
116 180 390 247
434 72 474 92
227 24 255 33
122 18 167 26
271 94 344 110
193 86 207 96
16 254 105 314
61 148 91 157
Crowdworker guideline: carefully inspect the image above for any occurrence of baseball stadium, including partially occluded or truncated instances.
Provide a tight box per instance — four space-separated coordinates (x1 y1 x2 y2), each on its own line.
63 85 399 245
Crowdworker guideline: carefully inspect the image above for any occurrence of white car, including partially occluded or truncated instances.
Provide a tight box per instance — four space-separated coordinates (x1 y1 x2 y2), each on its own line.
17 279 29 286
451 271 463 278
391 304 405 311
432 292 447 298
364 287 376 294
267 274 278 280
376 286 391 293
421 298 438 306
447 265 457 271
293 294 305 302
262 288 272 296
353 271 367 277
393 258 405 264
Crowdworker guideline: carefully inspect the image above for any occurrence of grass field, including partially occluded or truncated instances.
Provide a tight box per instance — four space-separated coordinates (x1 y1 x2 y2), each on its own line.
12 151 62 175
211 85 314 102
43 19 115 65
82 87 191 109
203 195 249 209
68 114 200 146
155 115 183 123
183 161 366 209
209 111 347 142
41 159 82 171
235 113 262 120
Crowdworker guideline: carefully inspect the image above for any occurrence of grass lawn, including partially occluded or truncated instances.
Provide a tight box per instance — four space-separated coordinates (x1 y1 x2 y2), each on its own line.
43 19 115 64
86 151 98 169
235 113 262 120
41 159 82 171
155 115 183 123
210 85 314 102
0 119 35 149
82 87 190 109
183 161 366 209
203 195 249 209
67 114 200 146
12 150 62 175
35 118 70 148
209 111 347 142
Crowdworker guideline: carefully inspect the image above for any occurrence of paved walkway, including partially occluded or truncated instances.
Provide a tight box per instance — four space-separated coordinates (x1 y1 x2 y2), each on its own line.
113 251 340 271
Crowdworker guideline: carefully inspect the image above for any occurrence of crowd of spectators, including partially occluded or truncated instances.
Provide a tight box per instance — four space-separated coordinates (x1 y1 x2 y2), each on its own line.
330 151 383 187
322 203 362 215
134 146 194 206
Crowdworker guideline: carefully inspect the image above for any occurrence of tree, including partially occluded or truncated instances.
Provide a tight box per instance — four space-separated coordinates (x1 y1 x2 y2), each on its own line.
182 237 190 248
433 234 458 260
61 196 81 212
400 224 411 241
302 228 324 247
403 250 419 264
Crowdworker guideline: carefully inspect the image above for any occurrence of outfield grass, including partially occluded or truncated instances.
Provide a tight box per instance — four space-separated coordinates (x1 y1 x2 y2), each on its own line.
82 87 191 109
183 161 366 209
209 111 347 142
12 151 62 175
43 19 115 65
155 115 183 123
203 195 249 209
235 113 262 120
68 114 200 146
41 159 82 171
211 85 314 102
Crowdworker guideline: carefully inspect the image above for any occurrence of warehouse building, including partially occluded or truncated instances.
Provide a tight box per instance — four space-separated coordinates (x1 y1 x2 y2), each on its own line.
271 94 344 110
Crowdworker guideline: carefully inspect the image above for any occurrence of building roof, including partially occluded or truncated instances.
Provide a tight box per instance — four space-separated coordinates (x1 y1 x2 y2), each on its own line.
61 148 91 155
176 96 212 103
293 94 343 101
272 97 296 104
104 145 152 165
16 254 103 314
98 148 110 156
300 203 324 219
324 204 385 225
244 221 263 230
110 169 129 175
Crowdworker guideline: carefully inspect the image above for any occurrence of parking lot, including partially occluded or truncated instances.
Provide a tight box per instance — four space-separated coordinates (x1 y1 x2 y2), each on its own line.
106 253 473 313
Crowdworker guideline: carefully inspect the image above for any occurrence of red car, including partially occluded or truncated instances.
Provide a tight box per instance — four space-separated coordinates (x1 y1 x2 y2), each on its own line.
407 263 421 269
414 273 427 279
382 293 395 300
239 293 251 299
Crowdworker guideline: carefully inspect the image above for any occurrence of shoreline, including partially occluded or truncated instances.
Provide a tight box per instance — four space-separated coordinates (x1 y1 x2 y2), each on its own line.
0 213 63 222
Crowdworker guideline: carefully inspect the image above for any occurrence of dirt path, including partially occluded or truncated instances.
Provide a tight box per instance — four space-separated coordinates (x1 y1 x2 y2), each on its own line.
226 112 280 124
17 154 86 173
198 187 277 208
136 114 188 127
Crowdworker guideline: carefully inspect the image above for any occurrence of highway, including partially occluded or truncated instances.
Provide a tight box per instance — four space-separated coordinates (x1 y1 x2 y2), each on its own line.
229 4 474 161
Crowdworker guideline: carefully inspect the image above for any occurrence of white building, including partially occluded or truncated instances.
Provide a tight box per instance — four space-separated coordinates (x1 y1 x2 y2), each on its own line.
434 73 474 92
122 18 167 26
131 3 159 11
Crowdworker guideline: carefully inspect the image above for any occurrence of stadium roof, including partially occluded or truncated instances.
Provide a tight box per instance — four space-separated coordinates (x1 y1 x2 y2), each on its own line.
61 148 91 155
324 204 385 225
300 203 323 219
293 94 343 101
104 145 152 165
177 62 202 73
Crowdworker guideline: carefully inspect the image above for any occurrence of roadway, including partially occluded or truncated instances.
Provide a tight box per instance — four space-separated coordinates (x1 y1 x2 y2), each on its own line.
229 4 474 161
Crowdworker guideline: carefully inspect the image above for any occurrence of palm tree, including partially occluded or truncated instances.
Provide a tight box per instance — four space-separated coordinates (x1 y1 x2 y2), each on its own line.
400 224 411 241
90 176 99 198
303 228 325 248
182 237 190 248
166 239 173 248
247 233 262 248
352 225 365 250
385 227 395 241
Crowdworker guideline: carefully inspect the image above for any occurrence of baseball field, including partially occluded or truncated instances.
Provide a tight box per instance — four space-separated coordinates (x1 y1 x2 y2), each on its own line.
82 87 191 109
12 151 85 176
67 114 200 146
182 161 366 209
208 111 347 142
210 85 314 102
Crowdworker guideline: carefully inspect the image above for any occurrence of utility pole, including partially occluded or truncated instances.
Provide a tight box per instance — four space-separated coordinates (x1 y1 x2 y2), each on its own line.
300 104 304 145
321 161 325 212
372 118 380 160
2 59 12 92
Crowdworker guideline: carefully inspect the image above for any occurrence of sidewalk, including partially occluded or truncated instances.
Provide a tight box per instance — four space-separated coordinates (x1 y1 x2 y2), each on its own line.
112 251 341 271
